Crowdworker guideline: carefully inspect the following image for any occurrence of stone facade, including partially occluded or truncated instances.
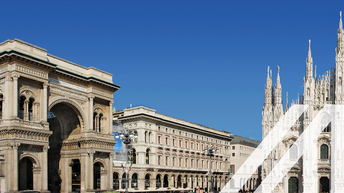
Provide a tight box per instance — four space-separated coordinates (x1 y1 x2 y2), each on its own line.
262 13 344 193
0 39 119 193
113 106 233 192
229 135 261 192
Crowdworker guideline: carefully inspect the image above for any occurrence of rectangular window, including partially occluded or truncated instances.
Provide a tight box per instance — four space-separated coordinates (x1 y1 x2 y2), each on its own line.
166 137 168 145
202 160 204 168
158 136 161 144
232 153 235 157
185 159 188 167
232 146 235 150
173 157 176 166
191 142 194 149
197 143 199 150
179 140 182 147
230 165 235 174
173 139 175 146
185 141 188 148
158 156 161 165
166 157 169 166
179 158 182 167
191 159 194 167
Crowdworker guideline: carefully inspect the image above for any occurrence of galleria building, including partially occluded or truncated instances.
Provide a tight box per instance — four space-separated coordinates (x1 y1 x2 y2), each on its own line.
262 13 344 193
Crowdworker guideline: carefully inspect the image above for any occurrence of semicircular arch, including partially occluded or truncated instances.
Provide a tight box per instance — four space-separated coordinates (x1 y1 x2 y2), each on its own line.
19 153 40 168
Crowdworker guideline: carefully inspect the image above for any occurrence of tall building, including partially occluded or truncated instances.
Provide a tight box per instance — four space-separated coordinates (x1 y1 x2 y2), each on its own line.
262 12 344 193
113 106 233 192
229 135 261 192
0 39 119 193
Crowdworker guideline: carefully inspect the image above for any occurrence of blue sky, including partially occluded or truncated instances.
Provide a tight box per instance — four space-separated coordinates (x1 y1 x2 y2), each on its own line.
1 1 343 140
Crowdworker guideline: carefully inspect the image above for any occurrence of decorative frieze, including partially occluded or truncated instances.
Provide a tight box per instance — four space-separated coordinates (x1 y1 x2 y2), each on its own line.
49 86 87 100
49 77 86 92
0 129 51 141
15 64 47 78
92 88 113 98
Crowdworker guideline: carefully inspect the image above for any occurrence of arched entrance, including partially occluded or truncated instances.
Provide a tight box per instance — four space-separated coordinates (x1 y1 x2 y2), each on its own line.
145 174 150 188
156 174 161 188
319 177 330 193
177 175 182 188
288 177 298 193
163 174 169 188
48 100 84 193
113 173 119 190
131 173 138 188
18 157 33 190
94 162 102 189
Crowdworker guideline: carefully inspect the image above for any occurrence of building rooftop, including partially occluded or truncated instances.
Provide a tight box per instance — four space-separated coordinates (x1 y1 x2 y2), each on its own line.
0 39 117 86
230 135 260 147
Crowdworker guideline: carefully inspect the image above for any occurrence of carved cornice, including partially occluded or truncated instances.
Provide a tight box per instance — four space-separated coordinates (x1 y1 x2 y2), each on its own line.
0 128 52 142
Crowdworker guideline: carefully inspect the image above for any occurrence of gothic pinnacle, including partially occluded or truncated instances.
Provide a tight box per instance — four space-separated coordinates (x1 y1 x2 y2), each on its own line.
308 39 312 59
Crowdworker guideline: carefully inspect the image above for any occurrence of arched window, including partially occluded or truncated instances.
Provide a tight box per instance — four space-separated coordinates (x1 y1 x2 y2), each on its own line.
320 144 329 159
19 96 26 120
28 98 34 121
98 113 103 132
146 149 150 164
163 174 169 188
132 149 136 164
93 112 97 131
131 174 138 188
121 173 127 189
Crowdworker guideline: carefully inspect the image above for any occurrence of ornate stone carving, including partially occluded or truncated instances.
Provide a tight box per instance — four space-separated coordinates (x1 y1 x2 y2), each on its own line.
15 64 47 78
49 86 87 100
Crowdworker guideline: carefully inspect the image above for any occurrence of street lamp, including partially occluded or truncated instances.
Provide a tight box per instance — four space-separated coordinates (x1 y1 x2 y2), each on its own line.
203 146 219 193
115 129 138 193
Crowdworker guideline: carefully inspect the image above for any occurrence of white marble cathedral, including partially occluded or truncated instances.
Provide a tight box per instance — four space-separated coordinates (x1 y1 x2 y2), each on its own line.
261 12 344 193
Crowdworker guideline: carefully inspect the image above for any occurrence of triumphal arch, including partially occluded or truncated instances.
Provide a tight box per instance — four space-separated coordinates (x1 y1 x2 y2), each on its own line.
0 39 119 193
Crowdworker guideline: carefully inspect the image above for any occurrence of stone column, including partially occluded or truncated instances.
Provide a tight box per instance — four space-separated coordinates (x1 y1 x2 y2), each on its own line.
138 177 145 190
42 82 48 122
12 74 19 118
89 151 95 190
100 171 107 190
24 99 29 121
11 142 20 191
88 96 94 131
109 101 113 134
95 115 99 132
42 145 49 191
33 167 41 191
150 178 155 189
108 153 114 189
80 152 88 192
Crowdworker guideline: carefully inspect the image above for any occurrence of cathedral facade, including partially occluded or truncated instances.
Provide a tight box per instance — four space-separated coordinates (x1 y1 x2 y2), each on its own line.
261 13 344 193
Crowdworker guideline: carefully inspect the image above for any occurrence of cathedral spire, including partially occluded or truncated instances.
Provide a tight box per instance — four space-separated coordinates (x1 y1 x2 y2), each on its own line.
264 66 273 105
285 92 289 112
337 11 344 54
306 39 313 80
274 66 282 104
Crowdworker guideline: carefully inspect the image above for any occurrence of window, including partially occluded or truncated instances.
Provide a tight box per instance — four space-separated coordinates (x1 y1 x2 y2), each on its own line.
179 140 182 147
191 142 194 149
323 123 331 132
166 157 169 166
158 156 161 165
232 153 235 157
132 149 136 164
166 128 168 133
173 139 175 146
179 158 182 167
166 137 169 145
158 126 161 131
185 159 188 167
185 141 188 148
173 157 176 166
320 144 329 159
197 143 199 150
202 144 204 151
158 136 161 144
232 146 235 150
202 160 204 168
230 165 235 174
196 160 199 168
146 149 150 164
191 159 194 167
